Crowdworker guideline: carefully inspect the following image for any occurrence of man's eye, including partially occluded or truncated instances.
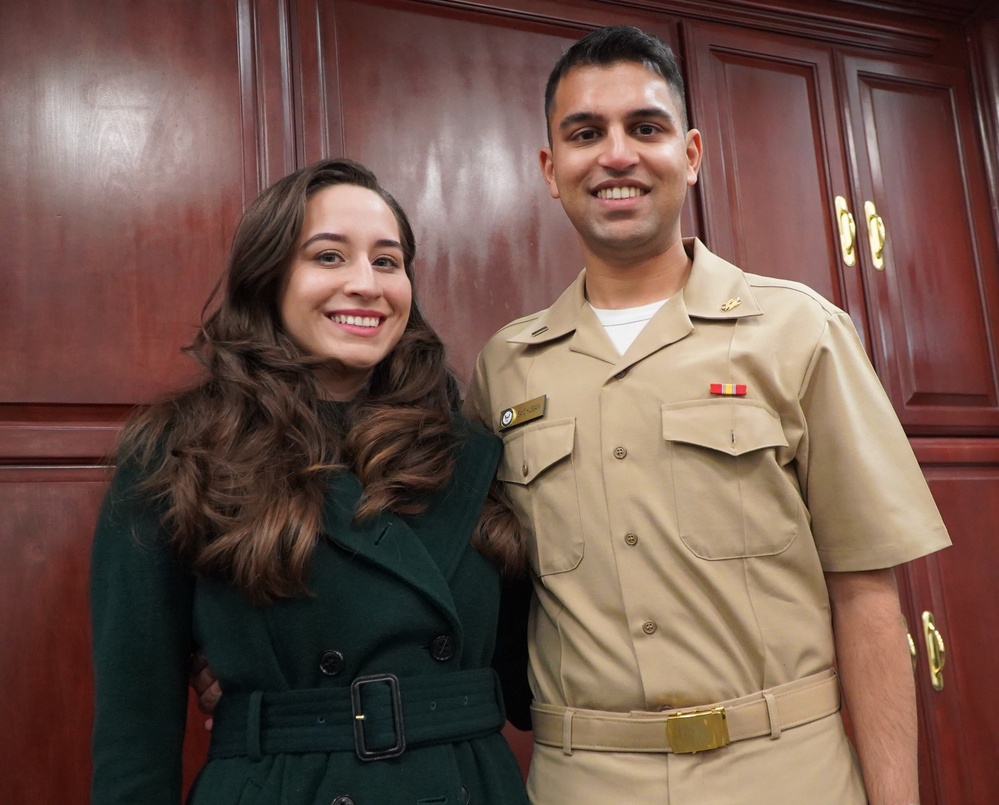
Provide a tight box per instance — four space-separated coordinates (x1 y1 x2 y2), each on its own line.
635 124 659 136
574 129 599 141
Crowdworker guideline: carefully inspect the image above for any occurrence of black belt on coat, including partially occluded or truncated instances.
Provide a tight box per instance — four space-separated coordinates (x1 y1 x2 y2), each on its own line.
209 668 506 762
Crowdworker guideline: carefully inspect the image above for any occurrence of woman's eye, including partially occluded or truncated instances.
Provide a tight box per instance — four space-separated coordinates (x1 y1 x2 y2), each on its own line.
373 256 402 270
316 250 343 266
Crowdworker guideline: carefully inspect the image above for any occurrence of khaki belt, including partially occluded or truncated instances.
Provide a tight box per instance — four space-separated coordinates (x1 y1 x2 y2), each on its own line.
531 668 840 755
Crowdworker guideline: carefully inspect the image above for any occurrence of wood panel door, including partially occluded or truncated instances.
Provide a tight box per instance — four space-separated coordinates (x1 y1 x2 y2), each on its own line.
842 55 999 435
904 440 999 805
683 22 871 345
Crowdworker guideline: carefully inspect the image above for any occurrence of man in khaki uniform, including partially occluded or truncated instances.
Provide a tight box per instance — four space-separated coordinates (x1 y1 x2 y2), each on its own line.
464 26 949 805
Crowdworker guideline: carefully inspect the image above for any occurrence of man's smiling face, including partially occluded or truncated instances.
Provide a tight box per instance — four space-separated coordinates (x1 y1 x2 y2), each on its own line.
540 61 702 267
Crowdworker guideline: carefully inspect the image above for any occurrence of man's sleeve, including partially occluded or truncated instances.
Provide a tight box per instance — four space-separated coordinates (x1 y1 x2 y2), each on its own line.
798 310 950 571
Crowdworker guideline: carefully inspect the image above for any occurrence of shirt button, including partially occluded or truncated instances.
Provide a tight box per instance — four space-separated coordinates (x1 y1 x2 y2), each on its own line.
625 532 638 546
642 621 657 635
462 784 471 804
332 797 355 805
318 649 345 676
613 446 627 459
430 634 456 661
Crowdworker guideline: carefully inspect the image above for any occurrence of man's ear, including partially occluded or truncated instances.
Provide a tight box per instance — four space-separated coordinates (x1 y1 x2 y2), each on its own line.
539 147 560 199
685 129 703 187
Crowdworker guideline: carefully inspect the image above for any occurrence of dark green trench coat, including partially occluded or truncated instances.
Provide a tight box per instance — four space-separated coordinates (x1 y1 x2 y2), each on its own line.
90 421 529 805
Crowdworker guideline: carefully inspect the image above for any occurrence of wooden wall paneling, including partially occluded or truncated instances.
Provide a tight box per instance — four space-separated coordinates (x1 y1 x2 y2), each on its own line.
683 22 872 346
294 0 698 382
967 12 999 260
238 0 301 191
0 0 290 799
570 0 964 58
905 439 999 805
0 0 296 465
0 0 247 408
0 466 212 803
841 54 999 434
0 469 107 803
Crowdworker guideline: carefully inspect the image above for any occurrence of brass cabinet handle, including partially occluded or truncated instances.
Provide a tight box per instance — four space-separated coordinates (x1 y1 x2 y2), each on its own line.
834 196 857 267
922 611 946 691
864 200 887 270
902 614 917 673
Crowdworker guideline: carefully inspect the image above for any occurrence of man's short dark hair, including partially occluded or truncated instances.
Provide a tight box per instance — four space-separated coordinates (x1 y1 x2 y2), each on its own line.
544 25 688 141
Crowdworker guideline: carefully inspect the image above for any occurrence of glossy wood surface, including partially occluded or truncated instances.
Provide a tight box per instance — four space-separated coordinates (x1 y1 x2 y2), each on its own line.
0 0 246 406
843 54 999 434
906 439 999 805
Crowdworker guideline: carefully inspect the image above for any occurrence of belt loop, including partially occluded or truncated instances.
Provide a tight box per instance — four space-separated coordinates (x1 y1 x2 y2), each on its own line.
762 690 781 740
246 690 263 761
561 708 575 756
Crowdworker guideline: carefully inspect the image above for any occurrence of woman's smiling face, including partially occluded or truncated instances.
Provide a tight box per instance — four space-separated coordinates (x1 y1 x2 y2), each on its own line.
279 184 412 399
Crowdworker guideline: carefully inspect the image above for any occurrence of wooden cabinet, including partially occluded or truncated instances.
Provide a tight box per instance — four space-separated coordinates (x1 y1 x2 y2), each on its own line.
906 440 999 805
685 20 999 435
841 55 999 434
684 24 869 335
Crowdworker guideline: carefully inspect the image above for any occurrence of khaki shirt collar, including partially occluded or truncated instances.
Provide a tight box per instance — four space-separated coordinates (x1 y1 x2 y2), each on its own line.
506 238 763 353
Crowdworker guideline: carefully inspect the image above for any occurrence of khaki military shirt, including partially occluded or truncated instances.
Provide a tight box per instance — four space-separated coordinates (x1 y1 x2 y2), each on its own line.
465 238 949 717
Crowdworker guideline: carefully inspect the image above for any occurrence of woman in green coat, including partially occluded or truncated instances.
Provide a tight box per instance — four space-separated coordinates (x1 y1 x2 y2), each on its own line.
90 159 530 804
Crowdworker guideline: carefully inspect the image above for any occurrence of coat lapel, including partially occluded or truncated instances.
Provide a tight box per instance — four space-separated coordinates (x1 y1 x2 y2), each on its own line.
320 472 461 634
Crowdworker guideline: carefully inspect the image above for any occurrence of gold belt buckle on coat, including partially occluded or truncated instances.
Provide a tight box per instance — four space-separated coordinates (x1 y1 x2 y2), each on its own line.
665 706 730 753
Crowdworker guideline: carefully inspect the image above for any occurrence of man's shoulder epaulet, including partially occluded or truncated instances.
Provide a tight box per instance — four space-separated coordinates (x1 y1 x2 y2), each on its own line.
744 273 841 317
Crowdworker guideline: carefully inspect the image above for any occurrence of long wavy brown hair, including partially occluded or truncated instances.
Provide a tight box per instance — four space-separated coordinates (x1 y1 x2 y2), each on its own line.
116 159 524 603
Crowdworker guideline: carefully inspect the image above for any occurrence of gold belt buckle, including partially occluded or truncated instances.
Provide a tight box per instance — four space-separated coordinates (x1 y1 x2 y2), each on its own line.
665 706 730 754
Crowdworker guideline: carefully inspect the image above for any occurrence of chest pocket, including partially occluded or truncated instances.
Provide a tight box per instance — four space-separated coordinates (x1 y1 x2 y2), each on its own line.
662 399 800 559
497 418 583 576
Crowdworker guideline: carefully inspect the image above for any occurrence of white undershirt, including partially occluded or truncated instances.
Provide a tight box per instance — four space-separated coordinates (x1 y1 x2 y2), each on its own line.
588 298 669 355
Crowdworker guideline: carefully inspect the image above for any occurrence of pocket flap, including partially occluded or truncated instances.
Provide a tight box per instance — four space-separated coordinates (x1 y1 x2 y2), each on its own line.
497 418 575 485
661 399 787 456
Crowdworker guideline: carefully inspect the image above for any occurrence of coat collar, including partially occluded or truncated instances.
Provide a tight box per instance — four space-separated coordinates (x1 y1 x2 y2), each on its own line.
505 238 763 372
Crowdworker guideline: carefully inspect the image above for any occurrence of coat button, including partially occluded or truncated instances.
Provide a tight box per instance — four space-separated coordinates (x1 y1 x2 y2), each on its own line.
613 446 627 459
332 797 355 805
614 369 628 380
319 649 345 676
642 620 657 635
625 532 638 546
430 634 456 661
462 784 471 804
